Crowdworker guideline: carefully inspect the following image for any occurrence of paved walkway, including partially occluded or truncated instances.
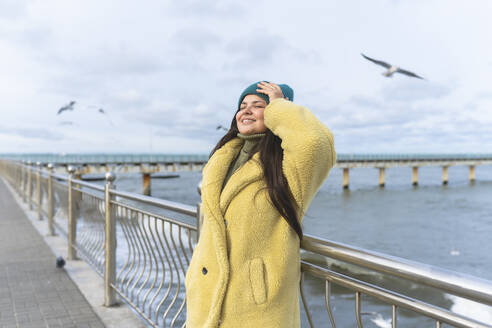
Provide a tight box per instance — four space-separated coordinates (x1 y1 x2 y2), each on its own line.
0 179 105 328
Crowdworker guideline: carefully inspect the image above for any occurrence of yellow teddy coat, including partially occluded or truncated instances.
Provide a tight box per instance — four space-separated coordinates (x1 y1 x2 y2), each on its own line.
184 98 336 327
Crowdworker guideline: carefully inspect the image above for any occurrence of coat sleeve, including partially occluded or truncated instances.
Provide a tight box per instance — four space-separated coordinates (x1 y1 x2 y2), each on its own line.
263 98 336 213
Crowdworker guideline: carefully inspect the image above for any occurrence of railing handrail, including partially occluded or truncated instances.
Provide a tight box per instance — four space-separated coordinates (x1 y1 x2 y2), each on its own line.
24 163 197 215
110 189 197 217
71 178 106 192
3 153 492 165
302 234 492 306
51 172 69 180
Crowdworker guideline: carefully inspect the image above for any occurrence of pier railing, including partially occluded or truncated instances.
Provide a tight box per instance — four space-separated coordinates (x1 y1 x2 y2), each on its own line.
1 159 491 328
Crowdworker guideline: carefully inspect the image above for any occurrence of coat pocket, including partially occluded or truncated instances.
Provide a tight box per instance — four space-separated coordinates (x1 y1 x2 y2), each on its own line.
249 257 267 305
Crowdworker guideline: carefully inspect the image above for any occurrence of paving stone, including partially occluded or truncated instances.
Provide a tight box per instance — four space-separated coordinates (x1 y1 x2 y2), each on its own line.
22 321 47 328
89 322 105 328
0 324 18 328
0 180 105 328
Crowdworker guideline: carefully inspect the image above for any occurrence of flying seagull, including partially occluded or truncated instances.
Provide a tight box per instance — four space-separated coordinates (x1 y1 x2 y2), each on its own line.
57 101 76 115
97 107 115 126
216 125 228 131
361 53 425 80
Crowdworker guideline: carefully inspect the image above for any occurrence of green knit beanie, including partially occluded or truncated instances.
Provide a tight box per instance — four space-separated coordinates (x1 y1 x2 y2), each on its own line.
237 81 294 109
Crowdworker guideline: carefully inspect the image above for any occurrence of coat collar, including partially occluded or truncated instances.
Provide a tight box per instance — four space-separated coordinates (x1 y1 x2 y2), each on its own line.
202 137 264 221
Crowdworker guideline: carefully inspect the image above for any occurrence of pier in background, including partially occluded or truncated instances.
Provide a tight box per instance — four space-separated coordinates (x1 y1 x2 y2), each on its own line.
1 153 492 194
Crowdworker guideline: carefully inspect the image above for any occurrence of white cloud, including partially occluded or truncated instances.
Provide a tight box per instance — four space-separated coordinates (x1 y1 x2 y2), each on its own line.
0 0 491 154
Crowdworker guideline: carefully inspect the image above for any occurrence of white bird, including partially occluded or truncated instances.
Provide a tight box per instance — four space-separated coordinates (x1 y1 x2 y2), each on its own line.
361 53 425 80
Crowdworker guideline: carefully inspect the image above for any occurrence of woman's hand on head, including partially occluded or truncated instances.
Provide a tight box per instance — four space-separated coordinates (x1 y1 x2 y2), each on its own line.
256 82 284 102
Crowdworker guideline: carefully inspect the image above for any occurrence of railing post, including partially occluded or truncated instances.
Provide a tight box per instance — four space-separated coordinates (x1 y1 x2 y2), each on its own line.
20 161 25 201
36 162 42 220
27 161 32 209
67 166 78 260
104 172 117 306
47 163 55 236
17 162 22 195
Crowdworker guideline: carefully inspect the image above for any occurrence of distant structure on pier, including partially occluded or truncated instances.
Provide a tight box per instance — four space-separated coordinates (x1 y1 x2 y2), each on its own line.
1 153 491 192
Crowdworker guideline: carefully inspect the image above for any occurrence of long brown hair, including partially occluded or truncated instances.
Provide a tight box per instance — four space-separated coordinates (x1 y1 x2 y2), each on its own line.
209 109 303 243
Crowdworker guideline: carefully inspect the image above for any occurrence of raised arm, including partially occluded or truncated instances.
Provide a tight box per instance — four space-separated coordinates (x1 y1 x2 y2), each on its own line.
263 98 336 213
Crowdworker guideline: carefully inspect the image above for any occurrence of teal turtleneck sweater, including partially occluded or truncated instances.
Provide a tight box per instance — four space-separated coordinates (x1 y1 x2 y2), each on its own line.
221 132 265 192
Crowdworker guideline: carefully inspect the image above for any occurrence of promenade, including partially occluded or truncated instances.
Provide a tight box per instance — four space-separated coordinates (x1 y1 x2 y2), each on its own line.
0 179 105 328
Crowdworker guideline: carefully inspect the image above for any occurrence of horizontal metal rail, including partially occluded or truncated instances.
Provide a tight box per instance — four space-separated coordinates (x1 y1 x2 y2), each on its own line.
302 235 492 306
110 199 197 231
111 189 197 217
51 172 106 192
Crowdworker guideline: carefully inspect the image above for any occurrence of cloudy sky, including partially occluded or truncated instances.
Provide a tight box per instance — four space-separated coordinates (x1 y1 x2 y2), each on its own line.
1 0 491 154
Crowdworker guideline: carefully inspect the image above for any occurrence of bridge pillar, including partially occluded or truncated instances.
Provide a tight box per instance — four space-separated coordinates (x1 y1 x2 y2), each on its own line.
442 166 449 185
173 163 177 172
412 167 418 186
343 168 349 189
143 172 151 196
378 168 386 187
74 170 82 180
469 165 475 182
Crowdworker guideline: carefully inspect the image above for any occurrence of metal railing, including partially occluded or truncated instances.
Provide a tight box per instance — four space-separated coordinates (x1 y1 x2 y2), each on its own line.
0 160 200 327
299 237 492 328
1 159 491 328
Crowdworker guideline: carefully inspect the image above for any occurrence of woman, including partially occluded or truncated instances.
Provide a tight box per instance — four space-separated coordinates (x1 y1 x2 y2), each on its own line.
185 81 336 327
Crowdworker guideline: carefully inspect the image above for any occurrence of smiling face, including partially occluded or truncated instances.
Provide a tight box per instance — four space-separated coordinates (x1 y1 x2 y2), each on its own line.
235 94 268 135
